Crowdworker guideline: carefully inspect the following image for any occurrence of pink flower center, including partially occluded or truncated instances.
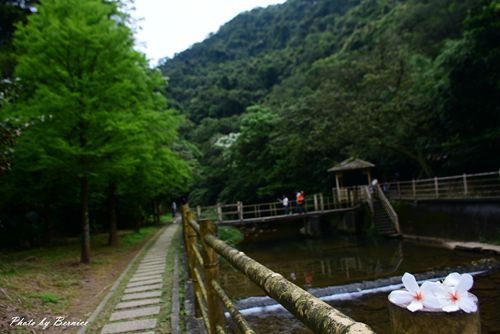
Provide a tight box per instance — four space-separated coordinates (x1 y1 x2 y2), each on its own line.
414 292 423 301
449 292 459 303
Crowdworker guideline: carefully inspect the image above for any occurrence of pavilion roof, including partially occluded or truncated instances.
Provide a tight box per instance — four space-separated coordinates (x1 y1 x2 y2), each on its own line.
327 158 375 172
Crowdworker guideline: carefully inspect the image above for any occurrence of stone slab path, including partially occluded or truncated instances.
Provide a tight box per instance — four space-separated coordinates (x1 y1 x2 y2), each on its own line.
98 222 179 334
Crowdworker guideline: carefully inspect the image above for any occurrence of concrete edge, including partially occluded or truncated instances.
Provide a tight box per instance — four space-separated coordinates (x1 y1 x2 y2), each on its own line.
402 234 500 254
76 224 169 334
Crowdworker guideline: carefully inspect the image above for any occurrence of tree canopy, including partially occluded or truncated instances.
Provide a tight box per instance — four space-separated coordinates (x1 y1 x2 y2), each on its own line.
160 0 500 205
0 0 191 256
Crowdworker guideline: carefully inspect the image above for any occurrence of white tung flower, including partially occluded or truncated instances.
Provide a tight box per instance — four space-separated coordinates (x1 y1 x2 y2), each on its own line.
441 273 477 313
389 272 443 312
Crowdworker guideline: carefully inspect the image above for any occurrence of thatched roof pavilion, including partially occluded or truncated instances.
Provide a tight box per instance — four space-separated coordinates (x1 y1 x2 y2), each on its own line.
327 158 375 189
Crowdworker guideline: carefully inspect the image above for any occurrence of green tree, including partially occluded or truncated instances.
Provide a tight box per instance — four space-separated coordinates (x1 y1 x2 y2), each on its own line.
10 0 189 261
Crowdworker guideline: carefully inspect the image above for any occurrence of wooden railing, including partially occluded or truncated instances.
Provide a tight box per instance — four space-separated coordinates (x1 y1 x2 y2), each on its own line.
181 204 374 334
387 171 500 200
375 184 401 234
196 187 365 222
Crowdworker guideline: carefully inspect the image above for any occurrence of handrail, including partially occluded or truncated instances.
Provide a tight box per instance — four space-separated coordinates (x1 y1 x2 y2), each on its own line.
390 170 499 184
181 204 375 334
375 184 400 234
362 185 374 213
197 188 364 222
386 169 500 200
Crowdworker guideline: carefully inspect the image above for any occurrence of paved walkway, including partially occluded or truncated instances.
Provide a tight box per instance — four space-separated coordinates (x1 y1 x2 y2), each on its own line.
97 223 179 334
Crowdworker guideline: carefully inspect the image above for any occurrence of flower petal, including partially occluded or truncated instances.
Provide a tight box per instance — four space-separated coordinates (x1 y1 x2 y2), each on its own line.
456 273 473 293
407 301 423 312
421 281 445 296
443 272 461 287
402 272 419 293
420 281 446 309
389 290 413 305
459 297 478 313
443 304 460 312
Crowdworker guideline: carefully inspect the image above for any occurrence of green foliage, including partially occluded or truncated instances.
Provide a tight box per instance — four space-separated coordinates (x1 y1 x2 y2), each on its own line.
161 0 498 205
218 226 244 247
0 0 191 250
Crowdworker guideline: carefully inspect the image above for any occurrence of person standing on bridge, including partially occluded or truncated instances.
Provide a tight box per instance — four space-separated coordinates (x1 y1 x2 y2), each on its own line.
297 191 305 213
281 195 289 215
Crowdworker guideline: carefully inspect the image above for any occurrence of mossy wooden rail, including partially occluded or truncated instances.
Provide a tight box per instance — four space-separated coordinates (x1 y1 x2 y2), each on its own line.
181 204 375 334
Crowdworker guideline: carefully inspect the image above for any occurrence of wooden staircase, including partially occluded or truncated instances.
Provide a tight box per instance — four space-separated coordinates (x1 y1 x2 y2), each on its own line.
363 184 401 237
372 200 399 236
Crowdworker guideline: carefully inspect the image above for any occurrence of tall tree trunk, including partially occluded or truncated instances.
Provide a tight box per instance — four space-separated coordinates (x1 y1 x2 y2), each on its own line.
80 175 91 263
108 182 118 246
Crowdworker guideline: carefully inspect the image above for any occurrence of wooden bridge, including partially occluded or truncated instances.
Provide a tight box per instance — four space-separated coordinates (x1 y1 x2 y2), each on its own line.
194 170 500 237
195 185 401 236
196 191 362 223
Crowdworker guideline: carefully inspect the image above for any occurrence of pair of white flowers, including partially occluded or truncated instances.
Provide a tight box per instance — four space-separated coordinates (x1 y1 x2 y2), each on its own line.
388 272 477 313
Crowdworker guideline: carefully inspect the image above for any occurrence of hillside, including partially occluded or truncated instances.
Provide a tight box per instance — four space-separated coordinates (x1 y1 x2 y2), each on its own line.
159 0 500 204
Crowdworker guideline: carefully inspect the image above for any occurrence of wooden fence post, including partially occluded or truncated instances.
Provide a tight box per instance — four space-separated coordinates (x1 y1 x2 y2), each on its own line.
313 194 318 211
319 193 325 212
434 177 439 198
197 205 201 220
332 188 338 208
412 179 416 200
463 174 468 197
200 220 224 333
216 203 222 222
389 301 480 334
237 201 243 221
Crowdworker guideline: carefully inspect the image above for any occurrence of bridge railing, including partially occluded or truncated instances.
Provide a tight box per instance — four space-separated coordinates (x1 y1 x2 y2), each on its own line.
180 204 374 334
387 170 500 200
195 188 364 222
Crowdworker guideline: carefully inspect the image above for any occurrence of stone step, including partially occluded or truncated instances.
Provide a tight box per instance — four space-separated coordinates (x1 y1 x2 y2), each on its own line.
136 265 165 272
127 278 163 288
110 305 161 321
129 274 163 283
122 291 162 301
101 318 157 334
115 298 161 310
124 283 163 294
132 269 164 277
139 260 166 267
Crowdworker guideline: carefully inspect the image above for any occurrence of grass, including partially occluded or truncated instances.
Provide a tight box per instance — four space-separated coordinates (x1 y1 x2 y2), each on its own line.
160 213 174 223
30 292 61 304
0 225 161 329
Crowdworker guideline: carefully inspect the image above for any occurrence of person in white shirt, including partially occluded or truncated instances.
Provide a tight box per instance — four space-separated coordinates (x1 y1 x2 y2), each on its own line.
282 195 289 215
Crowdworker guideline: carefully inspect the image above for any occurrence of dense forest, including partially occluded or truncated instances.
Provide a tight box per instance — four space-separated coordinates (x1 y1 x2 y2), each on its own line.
0 0 191 257
160 0 500 205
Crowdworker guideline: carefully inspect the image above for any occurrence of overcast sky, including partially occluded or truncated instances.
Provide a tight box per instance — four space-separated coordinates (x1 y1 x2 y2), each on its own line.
131 0 286 66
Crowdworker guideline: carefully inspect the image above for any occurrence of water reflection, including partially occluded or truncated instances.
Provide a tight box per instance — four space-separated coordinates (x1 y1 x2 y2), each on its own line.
219 235 483 298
